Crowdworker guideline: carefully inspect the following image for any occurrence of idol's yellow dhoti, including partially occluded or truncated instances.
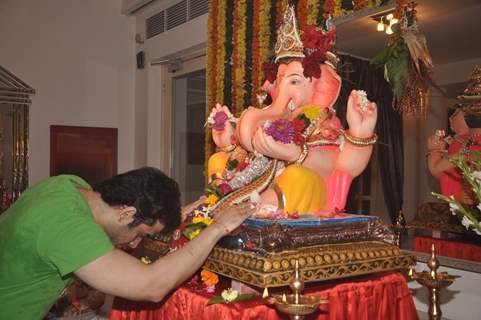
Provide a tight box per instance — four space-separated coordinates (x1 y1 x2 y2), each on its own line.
207 152 229 181
275 164 326 214
208 153 326 214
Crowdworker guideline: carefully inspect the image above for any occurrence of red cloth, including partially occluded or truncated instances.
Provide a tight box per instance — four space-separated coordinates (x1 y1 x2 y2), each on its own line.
110 272 418 320
439 134 481 201
413 236 481 263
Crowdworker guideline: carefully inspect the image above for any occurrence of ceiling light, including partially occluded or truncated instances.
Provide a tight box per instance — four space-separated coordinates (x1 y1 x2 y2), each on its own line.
386 13 394 20
386 25 393 35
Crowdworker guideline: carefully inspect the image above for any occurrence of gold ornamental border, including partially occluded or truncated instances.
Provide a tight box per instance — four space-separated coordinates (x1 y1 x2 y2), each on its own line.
204 241 416 288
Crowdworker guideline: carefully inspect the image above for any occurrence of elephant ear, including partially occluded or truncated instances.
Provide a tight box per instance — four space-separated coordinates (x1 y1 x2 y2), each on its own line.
261 80 278 101
311 64 341 110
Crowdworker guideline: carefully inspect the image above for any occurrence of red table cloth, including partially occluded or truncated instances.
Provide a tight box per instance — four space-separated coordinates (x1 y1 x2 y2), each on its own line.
413 236 481 263
110 271 418 320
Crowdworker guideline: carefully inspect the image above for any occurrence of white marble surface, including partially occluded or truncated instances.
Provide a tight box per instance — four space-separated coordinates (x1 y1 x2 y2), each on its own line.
409 261 481 320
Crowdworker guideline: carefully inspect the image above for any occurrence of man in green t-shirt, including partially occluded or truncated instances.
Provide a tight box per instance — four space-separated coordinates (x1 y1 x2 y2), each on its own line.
0 167 254 319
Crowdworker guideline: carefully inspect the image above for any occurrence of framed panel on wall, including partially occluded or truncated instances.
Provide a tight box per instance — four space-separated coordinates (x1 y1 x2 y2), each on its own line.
50 125 118 186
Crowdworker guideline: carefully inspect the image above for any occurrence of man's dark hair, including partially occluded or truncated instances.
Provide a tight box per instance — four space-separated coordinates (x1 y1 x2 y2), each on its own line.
93 167 181 231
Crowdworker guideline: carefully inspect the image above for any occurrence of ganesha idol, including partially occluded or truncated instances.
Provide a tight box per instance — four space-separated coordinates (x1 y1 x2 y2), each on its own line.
204 6 377 220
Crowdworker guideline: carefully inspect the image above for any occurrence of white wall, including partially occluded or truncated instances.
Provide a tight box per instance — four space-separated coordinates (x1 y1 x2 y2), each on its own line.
132 0 207 170
0 0 136 184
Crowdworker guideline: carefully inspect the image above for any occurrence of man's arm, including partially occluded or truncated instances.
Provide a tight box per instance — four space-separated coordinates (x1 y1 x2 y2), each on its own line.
75 202 254 302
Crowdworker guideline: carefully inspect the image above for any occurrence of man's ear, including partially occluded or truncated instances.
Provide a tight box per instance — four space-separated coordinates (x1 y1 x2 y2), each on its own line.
118 206 137 225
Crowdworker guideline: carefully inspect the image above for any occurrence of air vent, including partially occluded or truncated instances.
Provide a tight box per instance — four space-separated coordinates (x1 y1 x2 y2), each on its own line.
146 11 165 39
188 0 208 20
166 0 187 31
145 0 208 40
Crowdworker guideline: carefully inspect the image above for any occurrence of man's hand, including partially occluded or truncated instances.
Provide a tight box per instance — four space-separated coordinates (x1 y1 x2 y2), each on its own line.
212 202 257 235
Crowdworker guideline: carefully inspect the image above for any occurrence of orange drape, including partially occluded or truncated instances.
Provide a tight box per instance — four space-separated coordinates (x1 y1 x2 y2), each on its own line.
110 272 418 320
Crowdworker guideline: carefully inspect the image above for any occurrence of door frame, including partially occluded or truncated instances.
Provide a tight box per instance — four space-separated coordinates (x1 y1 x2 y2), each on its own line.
161 55 206 176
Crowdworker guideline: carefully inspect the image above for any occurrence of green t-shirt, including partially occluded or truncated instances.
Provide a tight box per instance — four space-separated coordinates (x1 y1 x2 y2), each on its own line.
0 175 114 320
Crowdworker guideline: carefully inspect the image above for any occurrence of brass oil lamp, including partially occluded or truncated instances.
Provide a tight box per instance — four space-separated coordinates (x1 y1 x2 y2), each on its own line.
271 259 328 319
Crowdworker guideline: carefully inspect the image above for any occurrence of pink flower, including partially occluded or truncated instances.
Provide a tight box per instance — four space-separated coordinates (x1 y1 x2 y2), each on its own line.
205 285 216 293
265 119 296 144
213 111 228 131
218 183 232 195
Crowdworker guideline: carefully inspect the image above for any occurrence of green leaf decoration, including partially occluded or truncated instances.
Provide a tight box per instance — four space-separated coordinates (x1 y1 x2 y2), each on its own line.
226 159 239 171
372 39 410 101
182 222 207 240
205 183 223 199
206 293 258 305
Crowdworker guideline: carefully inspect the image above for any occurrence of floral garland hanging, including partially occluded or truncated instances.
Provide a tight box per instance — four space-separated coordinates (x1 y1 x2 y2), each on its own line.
372 0 435 117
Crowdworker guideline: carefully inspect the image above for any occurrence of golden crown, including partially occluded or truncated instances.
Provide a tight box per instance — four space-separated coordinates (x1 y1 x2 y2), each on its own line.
274 4 305 63
457 65 481 115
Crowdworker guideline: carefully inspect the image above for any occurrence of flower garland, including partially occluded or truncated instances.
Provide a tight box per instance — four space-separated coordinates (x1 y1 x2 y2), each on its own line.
433 153 481 236
205 0 218 181
251 0 260 107
372 0 434 116
223 0 234 107
296 0 308 32
257 0 271 95
306 0 320 26
233 0 247 113
215 0 226 104
243 0 254 109
206 0 217 113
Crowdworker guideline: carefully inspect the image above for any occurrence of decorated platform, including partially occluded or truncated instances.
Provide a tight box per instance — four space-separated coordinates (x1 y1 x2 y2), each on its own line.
204 241 415 288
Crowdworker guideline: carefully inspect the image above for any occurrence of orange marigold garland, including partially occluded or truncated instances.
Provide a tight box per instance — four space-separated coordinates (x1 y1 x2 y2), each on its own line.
353 0 367 11
201 269 219 287
323 0 336 14
215 0 226 105
250 0 260 107
205 0 218 179
306 0 320 25
234 0 247 113
258 0 271 92
231 1 239 112
296 0 308 32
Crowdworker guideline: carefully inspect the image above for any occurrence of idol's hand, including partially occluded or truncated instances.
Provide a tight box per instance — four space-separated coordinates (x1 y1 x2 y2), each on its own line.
251 126 301 162
346 90 377 138
427 132 447 151
209 103 236 148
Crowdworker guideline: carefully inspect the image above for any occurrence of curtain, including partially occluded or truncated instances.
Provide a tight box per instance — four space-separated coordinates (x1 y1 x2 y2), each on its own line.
336 55 404 223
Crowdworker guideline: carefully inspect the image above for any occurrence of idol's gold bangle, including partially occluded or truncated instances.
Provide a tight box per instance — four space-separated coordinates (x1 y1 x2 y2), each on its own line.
217 144 237 153
343 131 378 146
425 149 447 158
291 143 309 165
